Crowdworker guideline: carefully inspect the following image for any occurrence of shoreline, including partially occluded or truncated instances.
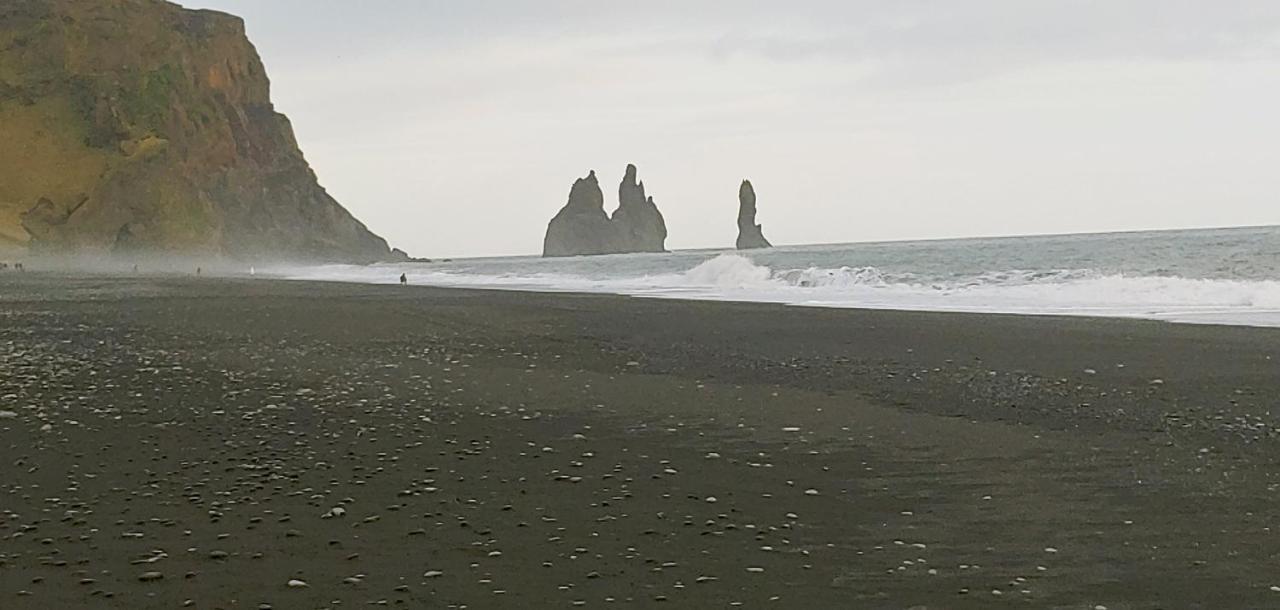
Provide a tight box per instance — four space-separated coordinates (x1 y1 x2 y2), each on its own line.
11 267 1280 331
322 275 1280 330
10 248 1280 329
2 275 1280 608
288 274 1280 331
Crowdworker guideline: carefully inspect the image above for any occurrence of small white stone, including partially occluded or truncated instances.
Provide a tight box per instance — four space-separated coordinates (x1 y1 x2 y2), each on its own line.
287 579 308 588
0 411 17 419
804 489 819 496
424 570 444 578
323 506 347 519
705 497 717 503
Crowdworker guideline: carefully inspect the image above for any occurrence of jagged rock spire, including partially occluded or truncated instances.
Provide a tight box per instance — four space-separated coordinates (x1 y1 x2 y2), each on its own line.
736 180 772 250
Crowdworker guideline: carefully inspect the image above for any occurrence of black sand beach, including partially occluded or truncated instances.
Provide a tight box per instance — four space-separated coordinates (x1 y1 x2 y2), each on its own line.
2 275 1279 609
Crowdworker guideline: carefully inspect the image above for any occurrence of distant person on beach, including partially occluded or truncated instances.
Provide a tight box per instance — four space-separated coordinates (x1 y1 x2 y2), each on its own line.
196 267 202 277
400 273 408 286
15 263 23 272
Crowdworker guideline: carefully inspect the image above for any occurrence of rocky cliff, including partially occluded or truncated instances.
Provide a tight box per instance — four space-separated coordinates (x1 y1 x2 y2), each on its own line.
543 165 668 257
736 180 772 250
0 0 399 262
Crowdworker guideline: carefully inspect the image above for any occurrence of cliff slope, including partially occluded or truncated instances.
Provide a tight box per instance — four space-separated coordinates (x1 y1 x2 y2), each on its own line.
0 0 397 262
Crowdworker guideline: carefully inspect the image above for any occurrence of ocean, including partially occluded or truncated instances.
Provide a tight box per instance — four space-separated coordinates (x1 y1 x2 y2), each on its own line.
283 225 1280 328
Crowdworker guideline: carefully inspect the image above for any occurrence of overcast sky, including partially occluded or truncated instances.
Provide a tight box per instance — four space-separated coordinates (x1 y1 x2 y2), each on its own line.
184 0 1280 257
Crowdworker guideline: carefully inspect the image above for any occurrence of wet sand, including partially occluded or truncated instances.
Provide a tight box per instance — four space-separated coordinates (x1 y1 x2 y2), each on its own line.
2 274 1279 609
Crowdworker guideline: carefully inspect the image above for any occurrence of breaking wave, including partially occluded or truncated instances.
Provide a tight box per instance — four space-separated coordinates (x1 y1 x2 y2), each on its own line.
677 254 1280 316
280 250 1280 328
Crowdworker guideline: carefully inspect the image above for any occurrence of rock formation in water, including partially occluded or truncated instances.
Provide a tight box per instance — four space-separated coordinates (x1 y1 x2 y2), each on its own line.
0 0 401 262
542 171 616 257
543 164 668 257
736 180 772 250
611 164 668 253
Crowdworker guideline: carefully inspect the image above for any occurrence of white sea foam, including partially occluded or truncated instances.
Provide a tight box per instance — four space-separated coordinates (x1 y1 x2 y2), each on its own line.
279 243 1280 328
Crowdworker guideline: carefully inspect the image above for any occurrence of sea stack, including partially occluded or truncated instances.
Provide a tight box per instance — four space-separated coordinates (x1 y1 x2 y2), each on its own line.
0 0 400 262
736 180 772 250
611 164 668 253
543 165 668 257
542 171 616 257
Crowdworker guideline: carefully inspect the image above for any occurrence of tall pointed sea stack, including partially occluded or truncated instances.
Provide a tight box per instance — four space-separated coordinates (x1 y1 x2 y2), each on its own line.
0 0 399 262
543 165 668 257
611 164 668 253
542 171 617 257
736 180 772 250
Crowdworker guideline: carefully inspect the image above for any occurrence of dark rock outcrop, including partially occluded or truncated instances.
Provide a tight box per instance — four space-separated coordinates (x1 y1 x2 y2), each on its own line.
611 164 667 253
543 165 668 257
736 180 772 250
542 171 616 257
0 0 400 262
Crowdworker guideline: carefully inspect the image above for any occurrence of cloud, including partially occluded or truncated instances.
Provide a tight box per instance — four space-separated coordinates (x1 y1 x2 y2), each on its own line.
195 1 1280 60
700 1 1280 88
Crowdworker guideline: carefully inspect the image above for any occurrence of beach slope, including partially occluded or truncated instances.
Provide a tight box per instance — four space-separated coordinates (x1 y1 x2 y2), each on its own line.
1 275 1278 608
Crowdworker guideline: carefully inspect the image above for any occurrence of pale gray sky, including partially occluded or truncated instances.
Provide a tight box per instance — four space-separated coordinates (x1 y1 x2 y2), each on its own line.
185 0 1280 257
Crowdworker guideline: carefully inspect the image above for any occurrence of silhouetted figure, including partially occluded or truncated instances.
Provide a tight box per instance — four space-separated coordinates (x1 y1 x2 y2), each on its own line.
15 263 23 272
196 267 202 277
0 263 8 270
399 273 408 286
133 264 139 273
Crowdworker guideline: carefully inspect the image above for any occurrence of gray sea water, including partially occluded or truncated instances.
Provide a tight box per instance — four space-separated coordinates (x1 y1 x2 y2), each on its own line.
287 225 1280 327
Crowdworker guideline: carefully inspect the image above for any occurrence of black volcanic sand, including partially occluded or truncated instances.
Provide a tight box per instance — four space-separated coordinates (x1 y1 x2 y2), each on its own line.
2 275 1280 609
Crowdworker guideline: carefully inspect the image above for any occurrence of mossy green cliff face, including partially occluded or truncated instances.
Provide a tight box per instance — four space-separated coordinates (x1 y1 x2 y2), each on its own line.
0 0 398 262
